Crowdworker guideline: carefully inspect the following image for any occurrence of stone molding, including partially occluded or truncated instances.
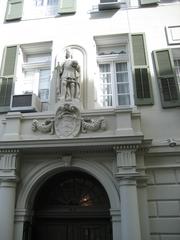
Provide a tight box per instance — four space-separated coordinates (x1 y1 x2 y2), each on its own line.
14 209 33 222
110 209 121 222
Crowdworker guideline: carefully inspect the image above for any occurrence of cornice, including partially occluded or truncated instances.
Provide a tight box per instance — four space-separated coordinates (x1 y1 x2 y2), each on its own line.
0 135 144 153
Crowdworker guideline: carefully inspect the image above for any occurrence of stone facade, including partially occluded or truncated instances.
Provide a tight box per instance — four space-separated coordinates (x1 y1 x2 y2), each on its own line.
0 0 180 240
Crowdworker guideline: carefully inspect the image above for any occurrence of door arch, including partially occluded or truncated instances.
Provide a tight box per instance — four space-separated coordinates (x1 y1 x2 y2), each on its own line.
31 170 112 240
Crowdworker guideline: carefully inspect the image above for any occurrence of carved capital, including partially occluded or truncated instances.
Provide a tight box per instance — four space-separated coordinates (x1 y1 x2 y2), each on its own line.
114 146 137 176
0 149 20 180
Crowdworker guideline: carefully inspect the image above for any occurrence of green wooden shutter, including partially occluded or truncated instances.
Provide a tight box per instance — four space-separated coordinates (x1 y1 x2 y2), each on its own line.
58 0 76 14
153 49 180 108
131 33 153 105
0 46 18 111
5 0 23 21
140 0 159 6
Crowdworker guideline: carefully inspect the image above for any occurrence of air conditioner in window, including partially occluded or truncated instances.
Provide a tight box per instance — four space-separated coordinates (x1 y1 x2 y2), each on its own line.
98 0 121 10
10 93 41 112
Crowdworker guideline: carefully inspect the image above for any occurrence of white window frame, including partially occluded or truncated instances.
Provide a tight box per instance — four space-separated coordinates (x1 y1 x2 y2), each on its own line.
98 59 132 107
14 42 52 104
94 34 134 108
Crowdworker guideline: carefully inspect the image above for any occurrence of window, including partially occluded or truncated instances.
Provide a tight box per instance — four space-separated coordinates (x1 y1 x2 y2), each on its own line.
5 0 77 21
23 0 59 19
153 48 180 108
15 44 52 106
94 35 133 108
128 0 180 8
0 46 17 112
99 62 130 107
95 33 153 108
173 48 180 90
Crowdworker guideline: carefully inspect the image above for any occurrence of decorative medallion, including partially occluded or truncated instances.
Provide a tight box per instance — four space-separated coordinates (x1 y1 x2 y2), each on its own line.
54 103 81 138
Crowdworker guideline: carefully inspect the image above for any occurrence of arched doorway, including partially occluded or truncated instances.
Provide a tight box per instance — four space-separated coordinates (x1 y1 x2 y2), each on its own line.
31 170 112 240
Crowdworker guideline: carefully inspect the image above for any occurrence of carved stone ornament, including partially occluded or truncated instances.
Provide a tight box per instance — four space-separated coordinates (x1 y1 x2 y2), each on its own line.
55 103 81 138
32 119 54 134
31 105 107 137
81 117 106 133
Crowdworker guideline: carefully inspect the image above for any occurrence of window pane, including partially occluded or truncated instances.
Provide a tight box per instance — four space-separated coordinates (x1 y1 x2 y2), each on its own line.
117 83 129 94
99 64 113 107
115 62 130 106
118 95 130 105
116 72 128 82
102 96 112 107
102 84 112 95
24 71 35 93
116 62 127 72
99 64 110 72
39 89 49 102
39 69 50 101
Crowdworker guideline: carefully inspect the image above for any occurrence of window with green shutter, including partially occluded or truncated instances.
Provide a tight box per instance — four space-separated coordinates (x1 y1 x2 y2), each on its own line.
153 49 180 108
0 46 18 112
5 0 23 21
131 33 153 105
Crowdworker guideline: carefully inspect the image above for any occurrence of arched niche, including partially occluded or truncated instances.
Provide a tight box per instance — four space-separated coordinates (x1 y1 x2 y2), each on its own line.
63 45 87 109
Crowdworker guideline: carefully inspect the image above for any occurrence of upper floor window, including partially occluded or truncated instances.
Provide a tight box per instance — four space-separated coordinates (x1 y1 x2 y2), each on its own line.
128 0 180 8
94 33 154 108
99 62 130 107
14 42 52 111
94 35 133 108
5 0 76 21
153 48 180 108
23 0 58 19
172 48 180 90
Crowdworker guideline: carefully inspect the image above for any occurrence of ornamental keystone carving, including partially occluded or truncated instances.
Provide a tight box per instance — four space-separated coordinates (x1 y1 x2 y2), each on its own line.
55 104 81 138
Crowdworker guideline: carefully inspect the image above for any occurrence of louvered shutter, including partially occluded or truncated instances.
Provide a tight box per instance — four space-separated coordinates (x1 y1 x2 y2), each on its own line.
0 46 18 112
153 49 180 108
5 0 23 21
131 33 154 105
58 0 76 14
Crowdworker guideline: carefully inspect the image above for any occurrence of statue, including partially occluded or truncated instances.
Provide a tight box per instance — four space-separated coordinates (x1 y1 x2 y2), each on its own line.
55 49 80 101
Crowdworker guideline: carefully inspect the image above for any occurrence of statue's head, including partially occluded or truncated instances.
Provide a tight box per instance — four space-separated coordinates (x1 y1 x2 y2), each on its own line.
65 48 72 59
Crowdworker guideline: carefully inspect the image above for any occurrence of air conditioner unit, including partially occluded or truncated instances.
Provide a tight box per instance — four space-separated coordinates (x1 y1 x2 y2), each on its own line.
10 93 41 112
98 0 121 10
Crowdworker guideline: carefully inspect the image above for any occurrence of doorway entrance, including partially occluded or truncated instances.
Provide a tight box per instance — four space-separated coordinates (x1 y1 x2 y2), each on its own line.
30 170 112 240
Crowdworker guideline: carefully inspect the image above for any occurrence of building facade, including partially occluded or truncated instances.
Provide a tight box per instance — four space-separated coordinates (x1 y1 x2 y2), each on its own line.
0 0 180 240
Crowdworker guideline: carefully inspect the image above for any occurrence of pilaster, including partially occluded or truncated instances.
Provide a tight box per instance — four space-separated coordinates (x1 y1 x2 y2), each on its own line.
114 144 141 240
0 149 19 240
110 209 121 240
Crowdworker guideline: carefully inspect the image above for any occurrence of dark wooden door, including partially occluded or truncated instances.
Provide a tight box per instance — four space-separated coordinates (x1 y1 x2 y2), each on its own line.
32 219 111 240
30 171 112 240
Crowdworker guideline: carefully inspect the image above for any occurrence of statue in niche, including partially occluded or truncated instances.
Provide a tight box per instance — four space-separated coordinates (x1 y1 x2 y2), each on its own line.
55 48 80 102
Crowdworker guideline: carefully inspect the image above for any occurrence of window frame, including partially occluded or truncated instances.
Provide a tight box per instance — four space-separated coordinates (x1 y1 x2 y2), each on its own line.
12 42 52 108
98 59 132 108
